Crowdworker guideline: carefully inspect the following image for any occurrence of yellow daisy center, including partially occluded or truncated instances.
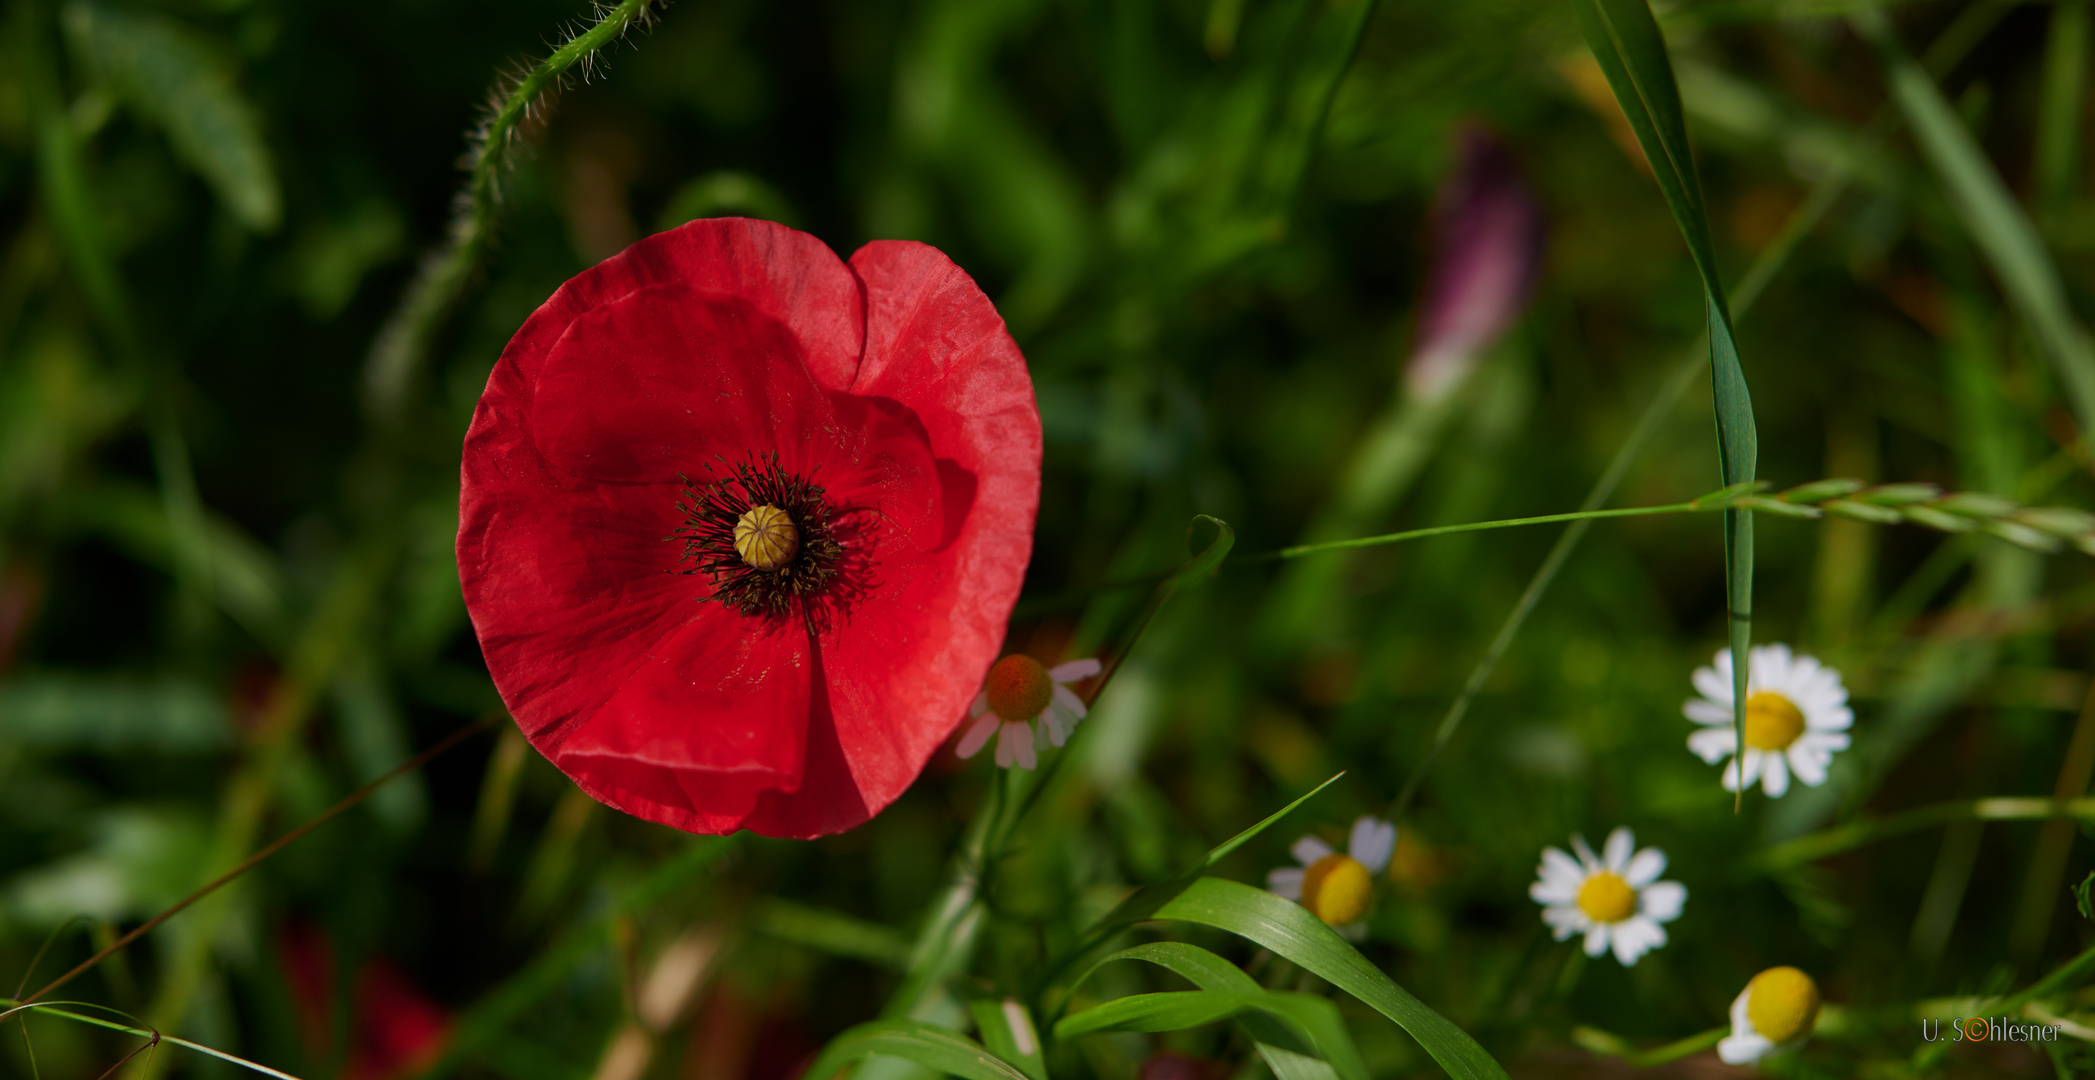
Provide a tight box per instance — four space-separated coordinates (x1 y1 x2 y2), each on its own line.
1743 691 1805 750
986 655 1053 721
1301 853 1373 926
1575 871 1636 923
732 504 799 570
1746 966 1820 1044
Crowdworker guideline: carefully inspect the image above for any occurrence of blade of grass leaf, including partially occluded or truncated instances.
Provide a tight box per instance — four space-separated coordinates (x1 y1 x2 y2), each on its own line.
22 0 215 651
800 1021 1032 1080
1148 878 1509 1080
1068 943 1364 1080
1852 9 2095 438
2033 0 2088 220
966 1000 1047 1080
1574 0 1759 802
1032 774 1344 1019
1054 989 1371 1080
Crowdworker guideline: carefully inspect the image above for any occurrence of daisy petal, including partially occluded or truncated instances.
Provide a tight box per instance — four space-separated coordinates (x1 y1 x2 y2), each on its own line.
1571 834 1601 871
1050 682 1088 723
1638 880 1686 922
1049 658 1102 682
1610 917 1656 966
1762 752 1791 797
956 713 1000 758
1726 749 1764 792
1540 847 1586 892
1688 726 1738 764
1291 835 1335 867
993 725 1015 768
970 690 989 718
1349 817 1397 873
1009 723 1038 770
1623 847 1666 888
1683 699 1734 725
1583 924 1610 957
1267 867 1305 900
1602 827 1635 872
1718 1032 1774 1066
1692 663 1733 705
1542 904 1588 938
1787 745 1829 786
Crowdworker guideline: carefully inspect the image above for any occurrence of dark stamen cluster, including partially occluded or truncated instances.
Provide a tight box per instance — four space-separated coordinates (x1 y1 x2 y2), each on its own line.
671 453 844 620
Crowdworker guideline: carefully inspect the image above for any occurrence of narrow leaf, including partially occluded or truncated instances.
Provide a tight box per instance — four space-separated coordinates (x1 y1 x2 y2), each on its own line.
62 0 281 231
1574 0 1757 771
1206 771 1346 867
966 1000 1047 1080
1149 879 1508 1080
1053 989 1370 1080
1852 9 2095 439
800 1021 1032 1080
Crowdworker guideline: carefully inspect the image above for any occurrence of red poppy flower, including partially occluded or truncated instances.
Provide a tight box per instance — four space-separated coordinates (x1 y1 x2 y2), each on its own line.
458 218 1040 838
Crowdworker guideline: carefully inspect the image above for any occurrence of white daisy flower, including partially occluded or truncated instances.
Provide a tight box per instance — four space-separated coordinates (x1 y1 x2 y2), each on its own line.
956 655 1101 770
1266 816 1396 934
1717 966 1821 1065
1684 643 1853 798
1529 827 1684 966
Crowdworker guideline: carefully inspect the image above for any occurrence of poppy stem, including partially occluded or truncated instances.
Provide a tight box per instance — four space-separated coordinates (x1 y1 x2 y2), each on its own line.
363 0 664 418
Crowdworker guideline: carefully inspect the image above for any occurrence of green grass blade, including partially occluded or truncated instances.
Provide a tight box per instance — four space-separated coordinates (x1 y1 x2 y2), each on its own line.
1574 0 1758 775
2033 1 2088 219
1205 771 1345 868
1852 10 2095 436
1073 943 1355 1080
800 1021 1032 1080
1148 878 1509 1080
62 0 282 231
965 1000 1047 1080
1054 990 1243 1037
1053 989 1370 1080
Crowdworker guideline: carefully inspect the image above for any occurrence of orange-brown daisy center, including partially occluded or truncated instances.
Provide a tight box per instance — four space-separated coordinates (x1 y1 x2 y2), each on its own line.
986 655 1053 720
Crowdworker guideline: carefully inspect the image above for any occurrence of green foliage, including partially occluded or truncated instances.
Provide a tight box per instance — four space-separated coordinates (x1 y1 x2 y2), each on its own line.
61 0 281 232
5 1 2095 1079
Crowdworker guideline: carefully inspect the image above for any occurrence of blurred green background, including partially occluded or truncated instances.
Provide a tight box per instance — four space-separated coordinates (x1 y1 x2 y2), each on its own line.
2 0 2094 1076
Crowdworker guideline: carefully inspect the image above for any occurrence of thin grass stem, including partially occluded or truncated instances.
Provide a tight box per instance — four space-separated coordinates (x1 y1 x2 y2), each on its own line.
23 717 497 1005
1750 796 2095 872
1570 1024 1726 1067
0 1000 305 1080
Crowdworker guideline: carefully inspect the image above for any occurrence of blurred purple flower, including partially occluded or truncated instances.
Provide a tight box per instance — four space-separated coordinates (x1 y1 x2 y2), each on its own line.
1406 126 1545 403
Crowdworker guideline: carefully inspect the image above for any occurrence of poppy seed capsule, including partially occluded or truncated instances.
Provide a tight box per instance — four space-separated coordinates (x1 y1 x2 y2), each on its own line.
734 505 799 570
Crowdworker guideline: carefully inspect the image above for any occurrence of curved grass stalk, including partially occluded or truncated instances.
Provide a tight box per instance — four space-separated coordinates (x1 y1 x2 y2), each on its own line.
363 0 663 418
1750 796 2095 873
1569 1024 1725 1067
0 999 305 1080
